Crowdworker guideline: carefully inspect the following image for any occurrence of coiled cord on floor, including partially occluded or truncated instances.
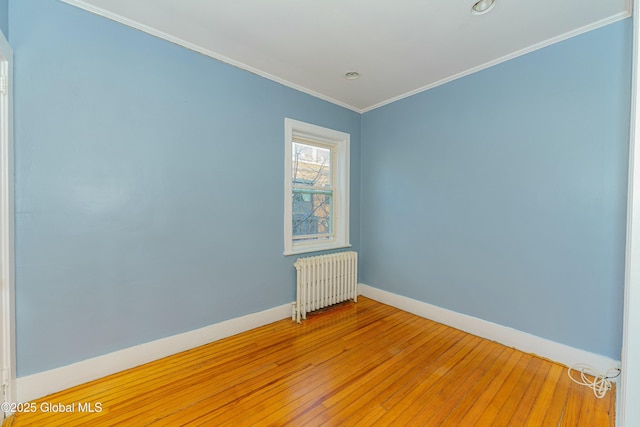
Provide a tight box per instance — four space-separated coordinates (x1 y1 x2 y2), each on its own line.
567 363 621 399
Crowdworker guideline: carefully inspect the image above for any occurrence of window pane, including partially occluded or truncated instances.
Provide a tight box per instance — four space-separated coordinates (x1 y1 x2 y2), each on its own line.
292 190 332 236
292 142 331 187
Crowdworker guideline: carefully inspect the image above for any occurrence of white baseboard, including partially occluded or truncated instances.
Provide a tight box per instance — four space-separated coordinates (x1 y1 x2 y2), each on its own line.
18 285 620 403
16 303 292 403
359 283 620 374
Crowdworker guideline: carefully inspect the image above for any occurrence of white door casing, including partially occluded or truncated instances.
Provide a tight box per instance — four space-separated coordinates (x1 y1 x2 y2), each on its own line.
0 29 14 417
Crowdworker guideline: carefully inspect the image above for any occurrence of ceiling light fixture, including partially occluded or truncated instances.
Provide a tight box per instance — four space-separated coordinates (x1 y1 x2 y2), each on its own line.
344 71 360 80
471 0 495 15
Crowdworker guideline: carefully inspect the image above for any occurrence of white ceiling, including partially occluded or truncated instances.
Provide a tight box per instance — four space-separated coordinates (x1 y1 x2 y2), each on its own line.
61 0 631 113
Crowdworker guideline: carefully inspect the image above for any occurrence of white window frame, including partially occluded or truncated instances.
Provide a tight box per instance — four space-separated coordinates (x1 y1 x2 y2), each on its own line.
284 118 350 255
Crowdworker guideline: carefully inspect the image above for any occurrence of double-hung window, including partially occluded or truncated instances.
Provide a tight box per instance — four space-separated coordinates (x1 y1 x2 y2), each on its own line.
284 118 350 255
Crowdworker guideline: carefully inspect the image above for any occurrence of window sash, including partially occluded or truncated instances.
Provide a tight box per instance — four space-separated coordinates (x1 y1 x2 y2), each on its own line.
292 233 335 241
292 187 334 194
292 141 333 188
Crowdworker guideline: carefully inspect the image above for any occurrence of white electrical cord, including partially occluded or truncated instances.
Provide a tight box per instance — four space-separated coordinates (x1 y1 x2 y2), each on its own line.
567 363 621 399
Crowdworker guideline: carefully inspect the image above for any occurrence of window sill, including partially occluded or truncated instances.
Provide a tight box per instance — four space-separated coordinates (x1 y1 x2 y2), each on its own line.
284 243 352 256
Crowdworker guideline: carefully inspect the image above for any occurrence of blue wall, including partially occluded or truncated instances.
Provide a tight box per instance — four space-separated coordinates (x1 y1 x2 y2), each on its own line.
361 20 631 359
10 0 361 376
7 0 631 376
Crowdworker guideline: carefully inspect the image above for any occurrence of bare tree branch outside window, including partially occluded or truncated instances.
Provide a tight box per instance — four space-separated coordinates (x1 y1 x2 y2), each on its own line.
292 142 332 238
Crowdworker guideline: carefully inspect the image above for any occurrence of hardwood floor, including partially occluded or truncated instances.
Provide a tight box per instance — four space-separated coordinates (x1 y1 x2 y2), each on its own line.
3 297 615 426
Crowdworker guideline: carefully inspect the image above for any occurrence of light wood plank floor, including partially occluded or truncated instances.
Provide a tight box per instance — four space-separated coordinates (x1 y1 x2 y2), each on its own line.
3 297 614 426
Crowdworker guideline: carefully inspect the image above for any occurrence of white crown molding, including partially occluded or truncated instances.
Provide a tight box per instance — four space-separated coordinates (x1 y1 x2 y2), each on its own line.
358 283 620 375
16 303 291 403
361 11 631 113
59 1 630 114
58 0 361 113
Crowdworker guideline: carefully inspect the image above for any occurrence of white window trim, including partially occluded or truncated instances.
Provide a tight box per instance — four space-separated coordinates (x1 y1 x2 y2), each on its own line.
284 118 350 256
